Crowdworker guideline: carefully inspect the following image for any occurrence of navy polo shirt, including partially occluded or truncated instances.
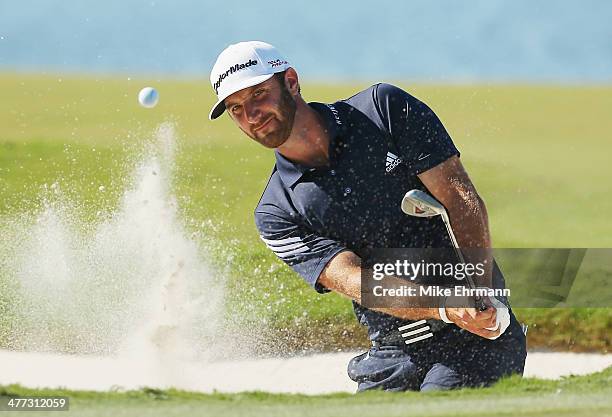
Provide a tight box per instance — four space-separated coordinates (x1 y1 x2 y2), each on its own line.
254 83 463 341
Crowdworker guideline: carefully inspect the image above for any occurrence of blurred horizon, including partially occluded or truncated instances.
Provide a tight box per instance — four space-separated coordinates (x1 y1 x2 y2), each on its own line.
1 0 611 83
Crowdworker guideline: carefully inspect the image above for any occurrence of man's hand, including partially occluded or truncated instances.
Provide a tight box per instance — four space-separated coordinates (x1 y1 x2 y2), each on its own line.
443 295 510 340
445 306 501 339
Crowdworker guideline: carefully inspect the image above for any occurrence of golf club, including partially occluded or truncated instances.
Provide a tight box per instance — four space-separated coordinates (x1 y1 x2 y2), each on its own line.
401 189 487 311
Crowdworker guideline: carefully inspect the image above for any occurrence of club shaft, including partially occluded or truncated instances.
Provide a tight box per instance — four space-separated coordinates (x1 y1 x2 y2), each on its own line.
440 213 486 311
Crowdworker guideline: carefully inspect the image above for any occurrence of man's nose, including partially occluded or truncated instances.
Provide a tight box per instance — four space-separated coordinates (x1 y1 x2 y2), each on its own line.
244 102 262 124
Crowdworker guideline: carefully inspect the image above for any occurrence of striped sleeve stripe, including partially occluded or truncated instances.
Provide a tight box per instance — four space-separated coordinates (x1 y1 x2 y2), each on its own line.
260 235 310 259
260 236 303 246
263 241 306 252
275 246 309 258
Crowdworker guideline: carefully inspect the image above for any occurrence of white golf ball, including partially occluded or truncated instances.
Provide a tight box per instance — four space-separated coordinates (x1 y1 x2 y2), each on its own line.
138 87 159 108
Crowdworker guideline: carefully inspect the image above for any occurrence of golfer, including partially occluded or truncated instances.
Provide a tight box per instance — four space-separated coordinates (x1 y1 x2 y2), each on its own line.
209 41 526 392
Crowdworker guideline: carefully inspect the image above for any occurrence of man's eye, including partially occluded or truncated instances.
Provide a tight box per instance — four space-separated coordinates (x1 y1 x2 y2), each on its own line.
231 105 242 114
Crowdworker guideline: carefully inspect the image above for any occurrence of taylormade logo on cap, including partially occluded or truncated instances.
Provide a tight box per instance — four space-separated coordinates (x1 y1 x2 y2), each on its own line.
213 58 258 93
208 41 291 120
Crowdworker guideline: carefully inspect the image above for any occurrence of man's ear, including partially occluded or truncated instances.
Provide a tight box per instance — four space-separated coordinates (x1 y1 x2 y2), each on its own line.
284 67 300 96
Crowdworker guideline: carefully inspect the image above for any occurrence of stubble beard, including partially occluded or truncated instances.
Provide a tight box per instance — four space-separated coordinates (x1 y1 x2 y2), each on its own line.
252 86 297 149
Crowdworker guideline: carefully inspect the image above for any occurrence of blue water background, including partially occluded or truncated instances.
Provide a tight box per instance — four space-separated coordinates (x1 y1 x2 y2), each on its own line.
0 0 611 82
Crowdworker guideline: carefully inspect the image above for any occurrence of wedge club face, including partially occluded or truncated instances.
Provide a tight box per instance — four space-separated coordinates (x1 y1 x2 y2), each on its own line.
401 189 446 217
402 190 459 247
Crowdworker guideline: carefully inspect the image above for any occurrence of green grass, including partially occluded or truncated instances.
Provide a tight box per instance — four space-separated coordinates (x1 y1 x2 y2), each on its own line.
0 73 611 352
2 75 611 246
1 367 611 417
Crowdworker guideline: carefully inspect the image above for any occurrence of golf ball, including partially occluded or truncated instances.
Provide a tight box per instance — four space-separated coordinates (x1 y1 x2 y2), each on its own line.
138 87 159 108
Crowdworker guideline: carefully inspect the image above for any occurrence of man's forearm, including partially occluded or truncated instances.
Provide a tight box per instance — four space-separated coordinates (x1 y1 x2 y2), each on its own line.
446 195 493 288
356 273 442 321
372 305 441 321
417 156 494 289
319 251 443 321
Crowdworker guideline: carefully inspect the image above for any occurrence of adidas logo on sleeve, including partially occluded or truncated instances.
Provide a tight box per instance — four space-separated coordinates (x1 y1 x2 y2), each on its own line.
385 151 402 172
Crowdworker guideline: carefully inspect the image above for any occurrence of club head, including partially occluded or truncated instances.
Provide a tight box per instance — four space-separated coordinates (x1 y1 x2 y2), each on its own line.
401 189 446 217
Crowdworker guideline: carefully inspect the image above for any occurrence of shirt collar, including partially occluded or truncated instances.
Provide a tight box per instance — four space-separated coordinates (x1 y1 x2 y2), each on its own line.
275 102 345 188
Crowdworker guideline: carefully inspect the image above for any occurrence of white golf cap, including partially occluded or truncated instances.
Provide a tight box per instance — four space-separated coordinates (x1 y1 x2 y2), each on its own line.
209 41 290 120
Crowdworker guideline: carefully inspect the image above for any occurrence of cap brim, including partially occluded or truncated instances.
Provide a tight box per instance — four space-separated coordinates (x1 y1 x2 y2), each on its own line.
208 99 228 120
208 73 277 120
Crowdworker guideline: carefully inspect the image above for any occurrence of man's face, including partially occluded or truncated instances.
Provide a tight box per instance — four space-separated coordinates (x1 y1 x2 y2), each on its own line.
224 75 297 148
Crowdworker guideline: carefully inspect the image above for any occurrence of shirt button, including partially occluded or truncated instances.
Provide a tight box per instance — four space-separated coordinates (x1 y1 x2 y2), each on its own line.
330 170 336 176
344 187 352 195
